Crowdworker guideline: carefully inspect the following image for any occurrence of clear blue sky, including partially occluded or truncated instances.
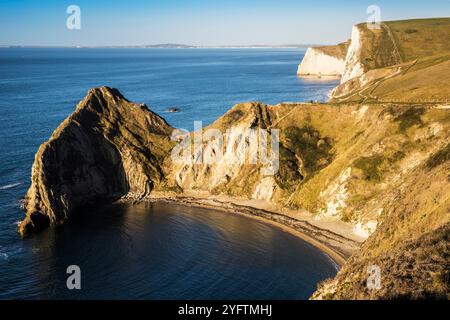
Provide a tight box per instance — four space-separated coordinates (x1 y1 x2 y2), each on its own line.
0 0 448 46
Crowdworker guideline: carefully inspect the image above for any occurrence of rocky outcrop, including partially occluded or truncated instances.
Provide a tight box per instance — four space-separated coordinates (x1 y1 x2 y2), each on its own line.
340 23 402 84
18 87 173 237
297 20 404 87
326 19 450 102
310 117 450 299
170 102 280 198
330 21 412 99
20 91 450 242
18 17 450 300
340 25 365 83
297 42 349 76
313 223 449 299
18 88 450 300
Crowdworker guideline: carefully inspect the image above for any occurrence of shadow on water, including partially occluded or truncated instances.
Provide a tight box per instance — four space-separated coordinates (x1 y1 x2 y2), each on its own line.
1 202 338 299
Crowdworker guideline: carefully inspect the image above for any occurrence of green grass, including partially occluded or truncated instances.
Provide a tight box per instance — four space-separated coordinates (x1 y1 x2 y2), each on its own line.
275 125 335 191
404 28 418 34
353 155 384 182
393 107 425 132
276 144 303 190
283 126 333 174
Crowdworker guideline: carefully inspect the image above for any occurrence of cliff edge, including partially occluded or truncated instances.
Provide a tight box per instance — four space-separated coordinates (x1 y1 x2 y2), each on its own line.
297 41 349 76
19 87 173 237
297 18 450 104
331 18 450 102
18 88 450 299
18 18 450 299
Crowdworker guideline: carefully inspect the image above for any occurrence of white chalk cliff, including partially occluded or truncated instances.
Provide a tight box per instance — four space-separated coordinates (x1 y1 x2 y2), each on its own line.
297 48 346 76
297 40 350 77
340 25 365 83
297 26 367 83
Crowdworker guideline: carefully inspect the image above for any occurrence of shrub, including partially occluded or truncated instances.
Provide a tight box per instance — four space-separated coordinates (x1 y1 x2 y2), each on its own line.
353 155 384 182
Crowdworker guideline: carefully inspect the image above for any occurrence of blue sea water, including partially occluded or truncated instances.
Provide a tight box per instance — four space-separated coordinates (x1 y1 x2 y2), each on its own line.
0 48 339 299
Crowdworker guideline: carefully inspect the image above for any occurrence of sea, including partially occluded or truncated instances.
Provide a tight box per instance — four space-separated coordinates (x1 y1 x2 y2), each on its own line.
0 47 339 299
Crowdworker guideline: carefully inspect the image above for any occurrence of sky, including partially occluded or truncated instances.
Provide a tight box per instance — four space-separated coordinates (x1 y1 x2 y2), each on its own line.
0 0 449 46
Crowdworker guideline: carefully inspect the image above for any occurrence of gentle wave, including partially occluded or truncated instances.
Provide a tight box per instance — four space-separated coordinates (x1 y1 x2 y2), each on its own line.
0 182 22 190
0 245 25 260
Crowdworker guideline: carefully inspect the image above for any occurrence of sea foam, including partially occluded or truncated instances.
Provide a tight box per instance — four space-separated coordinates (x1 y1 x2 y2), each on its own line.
0 182 22 190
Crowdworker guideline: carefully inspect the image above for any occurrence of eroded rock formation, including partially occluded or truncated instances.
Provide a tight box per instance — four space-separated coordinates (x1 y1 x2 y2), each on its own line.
18 87 450 300
18 17 450 300
297 41 349 76
19 87 173 236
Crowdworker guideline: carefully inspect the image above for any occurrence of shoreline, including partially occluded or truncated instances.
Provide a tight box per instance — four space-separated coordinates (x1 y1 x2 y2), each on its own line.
129 192 363 268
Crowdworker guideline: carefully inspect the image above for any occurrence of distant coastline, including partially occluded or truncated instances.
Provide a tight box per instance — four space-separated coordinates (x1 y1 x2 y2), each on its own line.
0 43 322 49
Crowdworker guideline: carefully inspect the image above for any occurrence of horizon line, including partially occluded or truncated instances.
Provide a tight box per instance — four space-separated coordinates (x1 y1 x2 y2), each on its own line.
0 43 326 49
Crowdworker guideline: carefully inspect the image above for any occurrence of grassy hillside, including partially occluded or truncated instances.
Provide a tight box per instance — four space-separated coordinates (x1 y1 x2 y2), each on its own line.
331 18 450 104
354 22 402 70
169 101 450 232
20 17 450 299
386 18 450 61
331 53 450 103
313 153 449 299
170 18 450 297
310 17 450 299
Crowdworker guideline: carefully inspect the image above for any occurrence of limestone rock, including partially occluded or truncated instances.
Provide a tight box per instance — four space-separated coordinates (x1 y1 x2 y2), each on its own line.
18 87 173 237
297 42 349 77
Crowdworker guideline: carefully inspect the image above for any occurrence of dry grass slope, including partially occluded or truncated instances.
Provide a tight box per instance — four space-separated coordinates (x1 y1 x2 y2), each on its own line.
315 40 350 59
331 18 450 104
